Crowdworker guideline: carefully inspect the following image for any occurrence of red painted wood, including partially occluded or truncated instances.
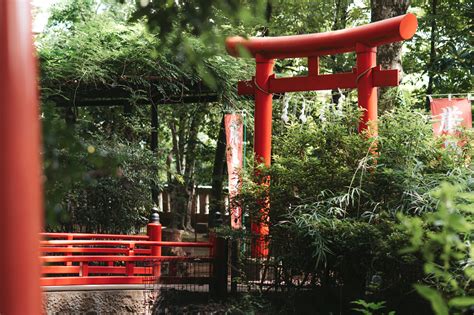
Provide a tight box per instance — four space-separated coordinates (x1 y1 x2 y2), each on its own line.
80 262 89 277
238 80 255 95
41 276 212 286
372 66 399 87
147 222 162 276
237 69 399 96
41 247 152 255
251 55 274 257
41 256 213 263
42 266 153 275
308 57 319 76
66 234 73 267
41 276 148 286
356 44 378 133
0 2 43 314
41 240 213 247
226 14 417 58
42 266 81 274
41 233 149 240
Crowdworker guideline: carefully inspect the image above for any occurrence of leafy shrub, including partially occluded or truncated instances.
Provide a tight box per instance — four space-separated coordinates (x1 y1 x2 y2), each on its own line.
234 101 472 311
399 183 474 315
45 130 161 234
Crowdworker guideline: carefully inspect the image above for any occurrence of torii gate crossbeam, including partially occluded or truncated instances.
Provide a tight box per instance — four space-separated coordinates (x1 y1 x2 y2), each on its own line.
225 14 418 256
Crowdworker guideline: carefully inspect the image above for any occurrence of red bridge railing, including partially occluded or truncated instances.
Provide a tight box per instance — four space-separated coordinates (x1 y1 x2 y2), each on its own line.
40 218 219 287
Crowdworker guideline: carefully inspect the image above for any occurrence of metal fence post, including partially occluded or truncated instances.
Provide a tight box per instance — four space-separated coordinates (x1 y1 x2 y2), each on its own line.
230 239 240 293
210 211 228 298
211 234 228 299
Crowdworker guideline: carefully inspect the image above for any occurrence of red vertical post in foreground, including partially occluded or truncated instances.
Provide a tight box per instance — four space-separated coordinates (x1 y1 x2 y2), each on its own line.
251 55 274 257
356 44 377 134
0 2 43 315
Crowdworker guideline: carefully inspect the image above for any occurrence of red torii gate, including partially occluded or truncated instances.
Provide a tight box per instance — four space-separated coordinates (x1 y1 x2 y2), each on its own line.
225 13 418 256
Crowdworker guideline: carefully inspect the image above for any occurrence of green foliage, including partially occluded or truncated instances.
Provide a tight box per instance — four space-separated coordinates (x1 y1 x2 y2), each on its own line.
241 100 472 226
45 130 161 233
38 0 252 101
414 285 449 315
400 183 474 315
224 293 270 315
404 0 473 99
38 0 254 230
129 0 267 39
234 97 472 310
352 300 395 315
124 0 266 88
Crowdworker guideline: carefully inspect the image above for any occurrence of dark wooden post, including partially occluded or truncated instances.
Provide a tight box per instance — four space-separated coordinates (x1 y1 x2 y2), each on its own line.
209 116 227 229
151 103 159 204
210 212 228 298
230 239 240 293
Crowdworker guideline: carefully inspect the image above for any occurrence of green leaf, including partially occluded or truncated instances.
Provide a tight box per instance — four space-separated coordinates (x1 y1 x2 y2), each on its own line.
414 285 449 315
448 297 474 308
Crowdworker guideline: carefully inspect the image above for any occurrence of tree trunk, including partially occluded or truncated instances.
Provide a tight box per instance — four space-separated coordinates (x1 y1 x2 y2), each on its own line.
426 0 437 109
169 119 185 229
331 0 349 104
371 0 410 112
260 0 272 36
184 183 196 231
167 106 204 231
209 115 227 228
182 105 205 231
169 180 187 230
64 106 76 126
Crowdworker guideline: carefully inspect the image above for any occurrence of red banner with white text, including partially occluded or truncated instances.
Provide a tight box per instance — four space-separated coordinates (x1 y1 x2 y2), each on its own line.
430 98 472 136
430 98 472 148
225 114 243 229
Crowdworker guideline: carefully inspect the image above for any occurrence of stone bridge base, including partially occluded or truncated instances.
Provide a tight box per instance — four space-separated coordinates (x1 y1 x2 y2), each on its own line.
43 286 157 314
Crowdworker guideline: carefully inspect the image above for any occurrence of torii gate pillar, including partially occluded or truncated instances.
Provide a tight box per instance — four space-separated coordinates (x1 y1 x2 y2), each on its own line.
356 43 377 133
252 56 274 256
226 14 418 257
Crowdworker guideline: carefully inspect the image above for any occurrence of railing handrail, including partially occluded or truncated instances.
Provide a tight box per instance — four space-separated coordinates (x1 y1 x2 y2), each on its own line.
41 240 213 248
41 247 152 254
41 232 149 240
41 255 213 263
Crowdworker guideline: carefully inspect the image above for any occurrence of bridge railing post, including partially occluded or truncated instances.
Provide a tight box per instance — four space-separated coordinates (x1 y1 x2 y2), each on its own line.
126 243 135 276
66 234 73 266
147 206 162 278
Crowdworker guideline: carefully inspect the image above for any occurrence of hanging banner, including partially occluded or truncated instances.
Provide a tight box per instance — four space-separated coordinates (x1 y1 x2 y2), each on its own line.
430 97 472 137
225 113 243 229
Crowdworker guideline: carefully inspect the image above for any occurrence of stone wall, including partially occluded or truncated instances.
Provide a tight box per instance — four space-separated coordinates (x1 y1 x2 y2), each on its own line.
43 289 157 314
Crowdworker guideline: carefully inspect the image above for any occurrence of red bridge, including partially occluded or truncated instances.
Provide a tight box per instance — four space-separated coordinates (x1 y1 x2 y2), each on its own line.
40 216 224 288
